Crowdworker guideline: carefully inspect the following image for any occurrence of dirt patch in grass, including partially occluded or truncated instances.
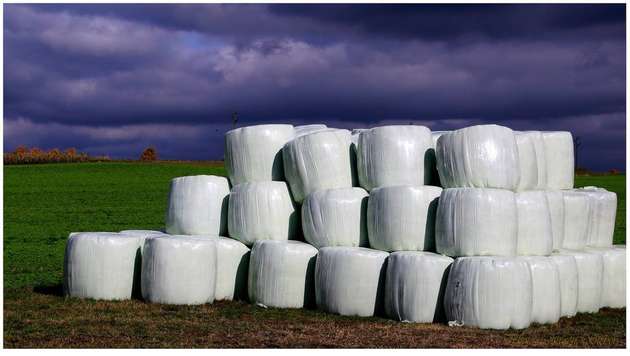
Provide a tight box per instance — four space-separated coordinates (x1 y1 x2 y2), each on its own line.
4 288 625 348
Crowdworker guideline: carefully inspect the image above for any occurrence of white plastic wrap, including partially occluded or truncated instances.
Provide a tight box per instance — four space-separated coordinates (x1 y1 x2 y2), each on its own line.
522 257 561 324
584 247 626 308
248 240 318 308
556 249 603 313
356 125 433 190
224 124 295 185
282 129 355 203
295 124 328 138
227 181 299 246
542 131 574 190
215 237 251 301
578 187 617 247
427 131 449 186
515 131 547 191
384 251 454 323
165 175 230 236
367 185 443 252
119 230 165 238
515 191 553 256
141 236 216 305
436 125 520 190
561 191 591 250
549 254 578 317
444 257 532 330
315 247 389 317
302 187 369 248
436 188 517 257
515 133 538 191
63 232 144 300
544 190 565 251
351 128 369 147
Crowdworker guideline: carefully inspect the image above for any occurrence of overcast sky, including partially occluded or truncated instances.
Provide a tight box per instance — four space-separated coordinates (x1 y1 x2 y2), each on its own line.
4 4 626 171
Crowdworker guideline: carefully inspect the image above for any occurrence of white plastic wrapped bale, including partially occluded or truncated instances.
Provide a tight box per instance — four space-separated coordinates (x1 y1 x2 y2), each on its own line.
542 131 574 190
224 124 295 185
165 175 230 236
515 133 537 191
556 249 603 313
282 129 355 203
544 190 565 251
227 181 299 246
315 247 389 317
64 232 144 300
549 254 578 317
302 187 369 248
515 191 553 256
356 125 432 190
435 125 520 190
521 257 561 324
367 185 442 252
141 236 216 305
215 237 251 301
427 131 449 186
614 244 626 249
584 247 625 308
577 187 617 248
515 131 547 191
444 256 532 330
561 191 591 250
295 124 328 137
248 240 318 308
436 188 517 257
384 251 454 323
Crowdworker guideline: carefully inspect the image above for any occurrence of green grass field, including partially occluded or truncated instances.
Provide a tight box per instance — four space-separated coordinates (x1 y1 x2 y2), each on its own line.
3 162 626 348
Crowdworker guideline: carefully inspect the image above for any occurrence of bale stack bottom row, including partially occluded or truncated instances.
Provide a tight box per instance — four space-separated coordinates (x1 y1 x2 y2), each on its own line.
63 123 625 330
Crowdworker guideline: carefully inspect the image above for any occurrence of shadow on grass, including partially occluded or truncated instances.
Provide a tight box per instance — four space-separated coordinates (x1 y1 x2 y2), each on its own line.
33 283 63 297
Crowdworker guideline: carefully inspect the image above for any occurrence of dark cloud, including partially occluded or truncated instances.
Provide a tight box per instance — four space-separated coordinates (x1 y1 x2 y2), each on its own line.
3 4 625 171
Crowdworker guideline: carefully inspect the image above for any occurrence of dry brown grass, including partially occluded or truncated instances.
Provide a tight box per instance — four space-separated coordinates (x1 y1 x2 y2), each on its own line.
4 287 625 348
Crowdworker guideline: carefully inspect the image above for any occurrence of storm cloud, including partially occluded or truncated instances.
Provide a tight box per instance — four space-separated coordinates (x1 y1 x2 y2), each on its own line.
4 4 625 170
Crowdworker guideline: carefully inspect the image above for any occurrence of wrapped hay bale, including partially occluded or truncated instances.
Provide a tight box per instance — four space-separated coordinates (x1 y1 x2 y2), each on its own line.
295 124 328 138
584 247 625 308
515 133 538 192
384 251 453 323
165 175 230 236
368 185 442 252
215 237 251 301
544 190 565 251
315 247 389 317
561 191 591 250
578 187 617 248
549 254 578 317
522 257 561 324
444 256 532 329
248 240 318 308
227 181 299 246
515 131 547 191
63 232 144 300
542 131 574 190
515 191 553 255
119 230 166 237
224 124 295 185
436 125 520 190
141 236 216 305
436 188 517 257
302 187 369 248
427 131 450 187
556 249 603 313
356 125 432 190
282 129 355 203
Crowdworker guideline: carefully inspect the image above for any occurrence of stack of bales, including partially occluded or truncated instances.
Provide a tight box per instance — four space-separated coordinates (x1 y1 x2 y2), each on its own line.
62 122 624 330
435 125 624 329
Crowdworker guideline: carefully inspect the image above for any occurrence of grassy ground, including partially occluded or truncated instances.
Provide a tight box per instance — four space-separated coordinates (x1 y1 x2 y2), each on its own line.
3 162 626 348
